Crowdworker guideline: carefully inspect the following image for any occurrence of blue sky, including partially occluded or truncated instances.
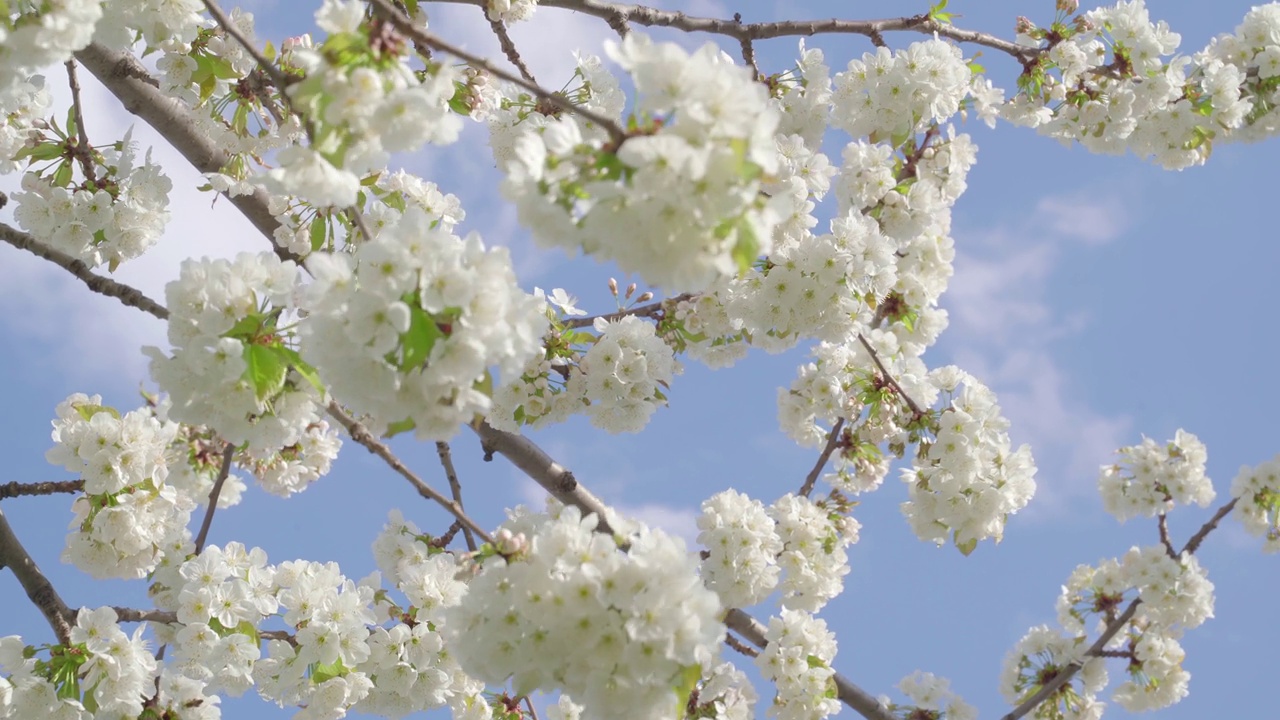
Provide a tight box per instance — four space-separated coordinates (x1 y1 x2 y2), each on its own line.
1 1 1278 718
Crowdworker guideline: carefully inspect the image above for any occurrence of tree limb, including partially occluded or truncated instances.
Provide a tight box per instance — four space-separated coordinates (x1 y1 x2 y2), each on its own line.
0 222 170 320
0 506 74 645
72 43 300 264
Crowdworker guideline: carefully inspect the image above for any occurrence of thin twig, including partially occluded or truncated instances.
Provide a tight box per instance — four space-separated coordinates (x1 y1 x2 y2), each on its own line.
564 293 693 328
799 417 844 498
368 0 627 145
0 480 85 499
1181 497 1239 556
0 222 170 320
328 403 494 544
193 443 236 554
200 0 292 95
488 17 539 84
1000 601 1140 720
856 333 925 418
733 14 761 81
0 507 74 644
1157 512 1177 558
724 632 759 658
437 441 476 551
64 60 99 186
725 609 895 720
430 0 1039 61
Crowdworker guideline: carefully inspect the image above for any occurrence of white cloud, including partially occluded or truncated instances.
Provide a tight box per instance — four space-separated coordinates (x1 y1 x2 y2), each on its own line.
945 192 1133 510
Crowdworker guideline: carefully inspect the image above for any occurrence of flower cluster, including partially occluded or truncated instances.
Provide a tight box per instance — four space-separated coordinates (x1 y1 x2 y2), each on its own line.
0 0 101 87
1006 0 1280 168
890 671 977 720
1098 429 1215 522
12 131 173 270
300 205 547 439
443 505 723 720
902 366 1037 552
697 489 783 608
832 39 974 141
769 42 834 149
364 512 485 716
770 494 857 612
1000 625 1108 720
756 609 841 720
1058 546 1214 637
491 304 679 435
45 394 194 579
500 33 784 291
570 316 679 433
0 76 51 175
94 0 208 52
146 251 341 495
257 0 462 208
777 332 936 482
692 662 758 720
1228 453 1280 552
0 609 164 719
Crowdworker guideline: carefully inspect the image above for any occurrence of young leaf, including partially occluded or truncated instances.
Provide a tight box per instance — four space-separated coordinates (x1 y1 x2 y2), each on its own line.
399 306 443 370
243 343 287 400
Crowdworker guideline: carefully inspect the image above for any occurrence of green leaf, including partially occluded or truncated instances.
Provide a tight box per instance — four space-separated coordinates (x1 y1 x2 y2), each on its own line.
224 313 265 341
273 346 327 396
74 403 120 422
806 654 828 669
399 306 443 370
955 533 978 556
672 663 703 717
14 142 66 162
730 217 760 275
383 417 416 438
263 40 276 62
243 343 287 400
52 161 73 188
474 369 493 398
65 105 77 139
310 213 328 251
311 659 346 684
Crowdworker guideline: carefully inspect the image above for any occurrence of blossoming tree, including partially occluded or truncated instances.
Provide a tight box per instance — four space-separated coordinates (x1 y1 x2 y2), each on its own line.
0 0 1277 719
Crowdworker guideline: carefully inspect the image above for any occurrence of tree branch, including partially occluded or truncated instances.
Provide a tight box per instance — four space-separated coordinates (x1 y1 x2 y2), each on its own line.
1181 496 1239 556
431 0 1038 61
857 332 925 418
564 292 692 329
470 420 621 537
487 17 539 84
0 480 85 499
725 608 896 720
0 506 74 645
327 403 494 544
193 442 236 554
368 0 628 145
64 60 99 186
1000 600 1140 720
72 43 300 264
436 441 477 551
0 222 170 320
798 417 844 498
